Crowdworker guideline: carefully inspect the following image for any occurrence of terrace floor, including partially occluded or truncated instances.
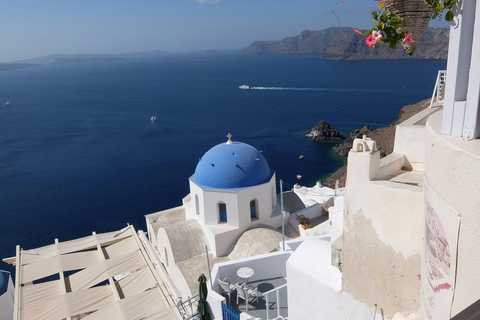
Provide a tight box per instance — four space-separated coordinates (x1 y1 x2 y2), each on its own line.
221 277 288 320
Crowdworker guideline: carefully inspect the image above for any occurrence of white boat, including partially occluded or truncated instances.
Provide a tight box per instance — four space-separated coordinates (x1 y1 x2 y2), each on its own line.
151 115 157 121
239 85 250 89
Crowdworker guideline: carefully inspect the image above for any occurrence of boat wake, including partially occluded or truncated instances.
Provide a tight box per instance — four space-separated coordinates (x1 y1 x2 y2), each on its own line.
249 86 398 93
0 100 11 107
250 86 326 91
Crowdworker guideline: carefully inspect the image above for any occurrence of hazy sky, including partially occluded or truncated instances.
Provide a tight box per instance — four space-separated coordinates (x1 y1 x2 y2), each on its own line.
0 0 450 62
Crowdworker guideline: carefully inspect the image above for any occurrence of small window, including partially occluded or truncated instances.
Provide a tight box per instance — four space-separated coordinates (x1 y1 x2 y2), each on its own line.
272 186 275 209
218 202 227 223
195 195 200 215
250 199 258 221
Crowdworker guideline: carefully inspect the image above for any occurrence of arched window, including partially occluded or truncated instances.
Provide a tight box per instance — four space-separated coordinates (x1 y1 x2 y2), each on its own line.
195 195 200 215
218 202 227 223
250 199 258 221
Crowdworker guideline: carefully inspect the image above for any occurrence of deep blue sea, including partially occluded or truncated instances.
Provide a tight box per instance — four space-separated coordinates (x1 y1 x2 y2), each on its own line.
0 53 445 270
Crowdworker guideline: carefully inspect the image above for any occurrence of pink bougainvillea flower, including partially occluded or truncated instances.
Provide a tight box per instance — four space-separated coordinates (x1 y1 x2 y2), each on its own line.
372 30 383 43
403 33 414 46
366 34 377 47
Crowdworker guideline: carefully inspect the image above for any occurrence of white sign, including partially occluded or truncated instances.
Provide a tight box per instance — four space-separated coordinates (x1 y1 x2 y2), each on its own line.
422 179 459 320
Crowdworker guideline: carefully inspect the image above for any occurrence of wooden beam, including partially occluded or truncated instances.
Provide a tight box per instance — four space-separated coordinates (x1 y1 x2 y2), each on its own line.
55 239 72 320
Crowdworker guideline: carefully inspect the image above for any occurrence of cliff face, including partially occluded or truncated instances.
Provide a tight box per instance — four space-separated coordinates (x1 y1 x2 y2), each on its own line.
242 27 449 60
242 28 353 54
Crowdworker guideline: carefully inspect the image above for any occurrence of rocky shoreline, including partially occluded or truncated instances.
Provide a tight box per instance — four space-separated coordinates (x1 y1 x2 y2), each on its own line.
305 120 346 142
317 98 431 188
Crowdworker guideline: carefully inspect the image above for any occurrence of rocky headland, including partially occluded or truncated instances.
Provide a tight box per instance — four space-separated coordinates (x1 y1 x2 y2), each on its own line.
305 120 346 142
318 98 431 188
242 27 449 60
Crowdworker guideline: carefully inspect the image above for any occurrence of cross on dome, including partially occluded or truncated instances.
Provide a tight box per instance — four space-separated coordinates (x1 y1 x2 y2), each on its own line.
226 133 233 145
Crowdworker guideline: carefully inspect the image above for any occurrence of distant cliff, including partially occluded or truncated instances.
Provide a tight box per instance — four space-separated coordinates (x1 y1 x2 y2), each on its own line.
52 57 123 64
14 51 168 65
242 27 448 60
0 63 39 71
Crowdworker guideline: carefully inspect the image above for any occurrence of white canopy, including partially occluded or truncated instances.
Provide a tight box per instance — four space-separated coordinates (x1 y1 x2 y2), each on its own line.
5 226 180 320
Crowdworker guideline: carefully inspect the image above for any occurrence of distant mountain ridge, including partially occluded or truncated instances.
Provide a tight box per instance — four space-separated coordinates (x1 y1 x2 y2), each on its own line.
14 50 168 65
241 27 449 60
0 63 39 72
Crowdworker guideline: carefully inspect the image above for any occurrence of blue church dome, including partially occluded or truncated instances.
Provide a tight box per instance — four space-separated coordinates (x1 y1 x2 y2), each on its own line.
193 139 271 189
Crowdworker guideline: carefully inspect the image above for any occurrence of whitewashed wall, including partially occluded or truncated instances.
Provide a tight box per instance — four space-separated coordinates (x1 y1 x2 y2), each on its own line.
425 112 480 317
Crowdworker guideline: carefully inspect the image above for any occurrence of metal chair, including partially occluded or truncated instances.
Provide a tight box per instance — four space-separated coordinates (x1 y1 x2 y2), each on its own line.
218 278 236 305
235 283 258 311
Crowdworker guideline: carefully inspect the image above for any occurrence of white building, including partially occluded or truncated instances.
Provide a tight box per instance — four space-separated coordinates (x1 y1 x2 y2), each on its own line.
0 270 14 320
286 1 480 319
184 134 279 257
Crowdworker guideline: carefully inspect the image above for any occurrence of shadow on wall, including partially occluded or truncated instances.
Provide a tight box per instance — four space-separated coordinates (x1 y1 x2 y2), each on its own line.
451 299 480 320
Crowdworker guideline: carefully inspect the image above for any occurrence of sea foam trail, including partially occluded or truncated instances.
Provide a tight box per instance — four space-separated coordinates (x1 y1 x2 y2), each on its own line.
250 86 326 91
249 87 399 92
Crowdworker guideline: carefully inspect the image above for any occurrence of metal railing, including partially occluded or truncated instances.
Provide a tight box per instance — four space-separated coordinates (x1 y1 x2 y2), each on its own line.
430 70 447 108
222 301 240 320
177 294 200 320
263 283 288 320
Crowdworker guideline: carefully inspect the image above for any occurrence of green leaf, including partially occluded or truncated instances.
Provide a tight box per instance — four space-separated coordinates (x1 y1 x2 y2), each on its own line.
389 42 397 50
380 12 388 23
445 10 454 21
444 0 457 8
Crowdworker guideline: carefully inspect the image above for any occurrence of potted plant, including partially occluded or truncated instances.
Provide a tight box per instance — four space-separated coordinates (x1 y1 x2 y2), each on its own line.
296 214 312 230
353 0 457 54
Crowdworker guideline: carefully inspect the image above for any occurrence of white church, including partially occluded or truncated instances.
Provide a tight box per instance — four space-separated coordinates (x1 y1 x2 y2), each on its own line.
145 134 298 298
184 133 280 256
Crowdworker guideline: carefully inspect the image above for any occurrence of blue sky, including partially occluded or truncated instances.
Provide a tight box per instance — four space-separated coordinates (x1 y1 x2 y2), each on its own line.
0 0 450 62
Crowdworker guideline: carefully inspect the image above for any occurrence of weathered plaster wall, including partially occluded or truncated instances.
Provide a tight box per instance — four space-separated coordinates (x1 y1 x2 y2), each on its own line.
425 112 480 316
343 180 423 319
